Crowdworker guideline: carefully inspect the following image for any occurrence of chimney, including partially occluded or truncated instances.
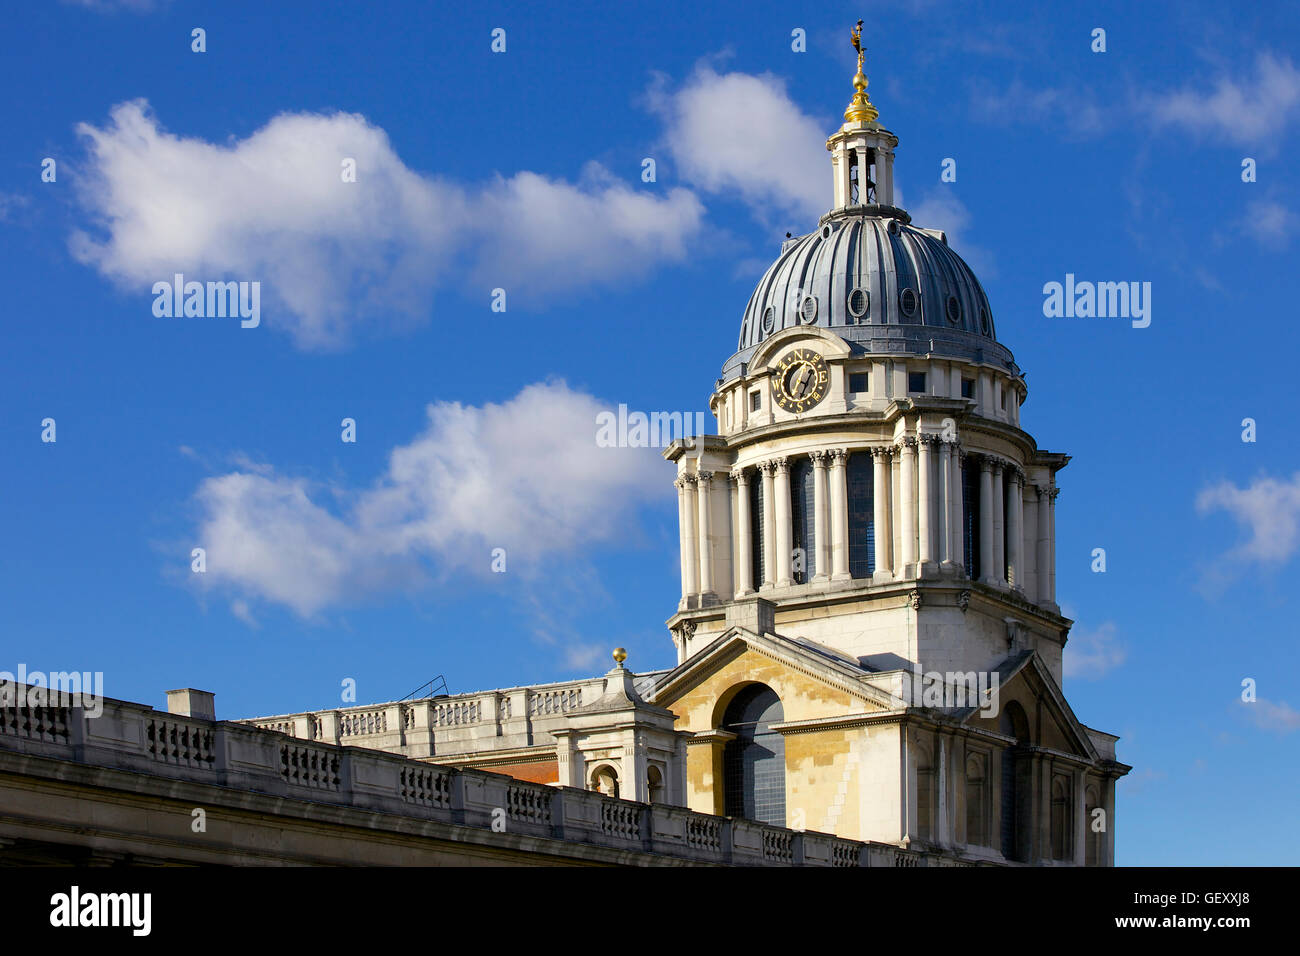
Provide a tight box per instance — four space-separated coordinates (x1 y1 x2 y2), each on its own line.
165 688 215 720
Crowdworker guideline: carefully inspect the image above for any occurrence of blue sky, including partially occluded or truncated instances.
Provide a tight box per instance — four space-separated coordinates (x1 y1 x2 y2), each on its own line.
2 0 1298 864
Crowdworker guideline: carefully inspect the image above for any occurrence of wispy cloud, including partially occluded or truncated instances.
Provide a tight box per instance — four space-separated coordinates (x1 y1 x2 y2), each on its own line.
1140 53 1300 146
1240 698 1300 734
1064 621 1127 679
1196 472 1300 591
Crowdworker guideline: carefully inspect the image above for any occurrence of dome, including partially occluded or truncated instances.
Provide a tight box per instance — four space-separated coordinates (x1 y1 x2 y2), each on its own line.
723 207 1010 380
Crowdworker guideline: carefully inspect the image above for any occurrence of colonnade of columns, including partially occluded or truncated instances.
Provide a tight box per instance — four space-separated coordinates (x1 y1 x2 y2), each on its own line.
674 441 1058 610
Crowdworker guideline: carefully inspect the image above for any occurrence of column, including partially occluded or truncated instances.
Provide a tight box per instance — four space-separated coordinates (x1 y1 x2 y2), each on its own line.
951 445 965 572
829 449 851 581
1006 466 1022 592
1023 482 1039 601
731 468 754 597
899 437 917 577
1048 487 1060 605
856 146 872 201
811 451 830 583
773 457 793 587
917 435 936 574
1073 770 1087 866
759 462 775 590
936 733 950 847
1035 486 1050 604
991 460 1006 586
939 440 954 569
979 458 994 585
675 476 698 606
871 447 892 581
697 472 715 601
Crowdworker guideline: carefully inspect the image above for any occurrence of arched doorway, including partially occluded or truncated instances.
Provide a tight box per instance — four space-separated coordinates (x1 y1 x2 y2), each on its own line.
1000 701 1030 862
722 684 786 826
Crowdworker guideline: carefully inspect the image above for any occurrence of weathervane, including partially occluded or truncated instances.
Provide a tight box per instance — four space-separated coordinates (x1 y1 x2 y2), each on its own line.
844 18 879 124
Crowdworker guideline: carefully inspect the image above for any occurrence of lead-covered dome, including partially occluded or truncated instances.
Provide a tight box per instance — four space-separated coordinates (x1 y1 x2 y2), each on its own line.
737 208 996 355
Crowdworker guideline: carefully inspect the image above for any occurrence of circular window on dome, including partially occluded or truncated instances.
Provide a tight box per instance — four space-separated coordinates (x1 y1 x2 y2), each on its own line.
847 287 870 321
800 295 818 324
887 219 901 236
979 307 990 335
820 224 833 240
899 288 919 318
762 306 776 334
946 295 961 325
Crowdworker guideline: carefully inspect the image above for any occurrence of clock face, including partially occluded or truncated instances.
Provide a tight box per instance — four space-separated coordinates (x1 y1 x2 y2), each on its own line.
772 348 829 413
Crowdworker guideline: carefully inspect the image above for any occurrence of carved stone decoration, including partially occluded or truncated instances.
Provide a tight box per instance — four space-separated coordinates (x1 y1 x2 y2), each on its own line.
957 590 971 613
908 590 922 610
870 445 892 462
757 460 774 476
830 448 850 465
730 466 747 483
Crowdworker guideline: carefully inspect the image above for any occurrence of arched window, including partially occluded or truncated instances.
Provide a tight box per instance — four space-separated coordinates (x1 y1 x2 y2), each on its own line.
591 764 619 799
1051 776 1071 861
647 765 664 805
1000 701 1030 862
965 752 989 847
790 458 816 582
915 742 934 842
847 452 875 577
722 685 786 827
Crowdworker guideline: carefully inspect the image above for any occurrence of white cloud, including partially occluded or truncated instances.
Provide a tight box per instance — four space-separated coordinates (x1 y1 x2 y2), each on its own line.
648 66 829 221
968 80 1105 136
1241 199 1297 248
192 381 667 617
1196 472 1300 567
906 189 997 278
1242 698 1300 734
1064 621 1127 680
1142 54 1300 145
72 101 703 348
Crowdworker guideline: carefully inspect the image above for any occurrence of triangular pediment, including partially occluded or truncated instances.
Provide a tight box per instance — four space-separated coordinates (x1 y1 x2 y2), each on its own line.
650 627 895 731
962 650 1101 762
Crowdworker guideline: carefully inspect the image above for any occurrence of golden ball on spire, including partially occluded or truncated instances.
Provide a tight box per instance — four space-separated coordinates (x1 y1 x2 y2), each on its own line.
613 647 628 666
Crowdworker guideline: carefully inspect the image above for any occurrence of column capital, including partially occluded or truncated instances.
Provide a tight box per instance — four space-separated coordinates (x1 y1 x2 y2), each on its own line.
1049 487 1061 501
674 475 696 490
897 435 918 450
829 448 850 465
730 466 747 483
810 449 829 466
918 433 942 447
757 460 774 476
870 445 893 462
696 471 713 487
772 456 790 475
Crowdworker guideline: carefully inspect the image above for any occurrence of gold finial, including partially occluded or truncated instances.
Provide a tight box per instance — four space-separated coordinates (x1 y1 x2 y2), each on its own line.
844 19 879 125
613 647 627 667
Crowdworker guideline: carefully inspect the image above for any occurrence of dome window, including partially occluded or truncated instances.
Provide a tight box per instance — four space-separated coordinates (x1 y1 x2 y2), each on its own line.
847 287 870 321
979 307 991 335
820 224 834 240
762 306 776 334
800 296 818 324
899 288 919 318
887 219 901 236
946 295 962 325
